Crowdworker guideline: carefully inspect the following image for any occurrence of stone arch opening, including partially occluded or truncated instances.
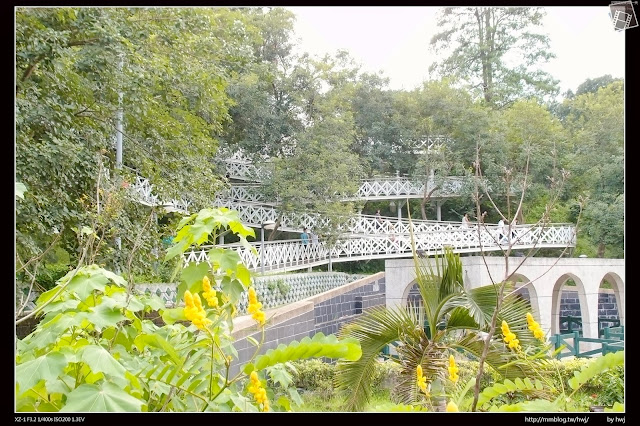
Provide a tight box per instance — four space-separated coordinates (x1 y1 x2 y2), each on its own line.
403 280 423 317
598 272 625 330
551 274 590 336
510 274 540 320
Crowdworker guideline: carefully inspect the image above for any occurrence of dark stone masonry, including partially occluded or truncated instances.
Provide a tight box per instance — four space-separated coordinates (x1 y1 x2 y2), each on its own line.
230 274 386 375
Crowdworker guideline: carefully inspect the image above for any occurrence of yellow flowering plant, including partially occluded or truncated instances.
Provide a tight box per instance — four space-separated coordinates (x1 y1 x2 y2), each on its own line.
15 205 363 412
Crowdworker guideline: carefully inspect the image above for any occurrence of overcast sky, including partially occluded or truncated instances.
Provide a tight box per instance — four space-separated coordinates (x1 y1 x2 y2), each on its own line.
286 6 626 94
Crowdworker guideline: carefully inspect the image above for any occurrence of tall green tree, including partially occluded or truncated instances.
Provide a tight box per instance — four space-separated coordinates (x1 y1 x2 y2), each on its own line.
15 7 265 273
221 7 302 159
429 7 559 109
262 52 364 239
563 81 624 257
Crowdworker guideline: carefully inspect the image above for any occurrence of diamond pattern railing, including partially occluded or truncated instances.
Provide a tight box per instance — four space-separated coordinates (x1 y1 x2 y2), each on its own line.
353 176 464 199
184 223 576 273
128 174 191 214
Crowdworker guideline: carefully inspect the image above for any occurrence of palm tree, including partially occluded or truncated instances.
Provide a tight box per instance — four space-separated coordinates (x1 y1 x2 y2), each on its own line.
334 247 544 411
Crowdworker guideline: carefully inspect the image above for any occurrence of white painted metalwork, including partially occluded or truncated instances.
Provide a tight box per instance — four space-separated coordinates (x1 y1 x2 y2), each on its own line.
224 157 272 182
222 154 464 200
213 198 504 237
127 174 191 214
215 185 272 205
183 223 576 274
353 176 464 200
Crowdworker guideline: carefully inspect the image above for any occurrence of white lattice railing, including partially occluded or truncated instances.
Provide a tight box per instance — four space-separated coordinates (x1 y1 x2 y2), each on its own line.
134 273 364 313
353 176 464 199
212 199 566 239
215 185 271 205
128 174 191 214
212 199 443 233
184 223 576 273
224 159 272 182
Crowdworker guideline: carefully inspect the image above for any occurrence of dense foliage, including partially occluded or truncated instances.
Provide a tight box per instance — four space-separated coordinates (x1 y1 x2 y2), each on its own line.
15 6 623 294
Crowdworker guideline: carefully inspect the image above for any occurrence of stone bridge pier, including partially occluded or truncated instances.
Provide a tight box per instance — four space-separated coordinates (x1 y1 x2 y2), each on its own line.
385 256 624 339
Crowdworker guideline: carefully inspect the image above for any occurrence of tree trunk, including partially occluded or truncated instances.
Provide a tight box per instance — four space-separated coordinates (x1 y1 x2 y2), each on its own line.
267 217 282 241
420 198 428 220
597 242 606 258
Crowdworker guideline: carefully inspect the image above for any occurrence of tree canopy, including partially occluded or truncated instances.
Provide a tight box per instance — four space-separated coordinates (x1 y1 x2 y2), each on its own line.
15 6 624 283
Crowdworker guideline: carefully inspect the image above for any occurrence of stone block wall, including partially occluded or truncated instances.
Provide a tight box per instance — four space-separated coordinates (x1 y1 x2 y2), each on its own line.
559 289 619 332
229 272 385 376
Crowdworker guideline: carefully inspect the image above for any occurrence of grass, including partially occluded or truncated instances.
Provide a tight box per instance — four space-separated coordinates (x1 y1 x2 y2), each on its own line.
295 389 395 412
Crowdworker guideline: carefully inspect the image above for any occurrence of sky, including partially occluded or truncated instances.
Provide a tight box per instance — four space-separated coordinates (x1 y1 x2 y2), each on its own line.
286 6 626 94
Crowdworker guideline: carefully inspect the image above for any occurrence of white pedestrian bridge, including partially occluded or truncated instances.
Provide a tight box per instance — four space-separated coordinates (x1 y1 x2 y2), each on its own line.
184 220 576 274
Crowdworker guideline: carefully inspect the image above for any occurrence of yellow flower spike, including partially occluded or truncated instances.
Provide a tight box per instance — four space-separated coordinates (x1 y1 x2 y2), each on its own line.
193 293 204 310
184 290 194 307
248 370 269 411
183 290 211 330
501 320 510 336
527 312 546 342
501 320 521 351
202 276 219 308
247 286 266 326
446 401 459 412
248 287 258 304
416 365 428 394
448 355 459 383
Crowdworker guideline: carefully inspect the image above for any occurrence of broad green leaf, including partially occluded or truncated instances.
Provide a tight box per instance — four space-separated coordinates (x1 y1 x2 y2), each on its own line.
239 236 258 256
78 345 127 379
133 334 181 365
277 396 291 411
266 363 293 388
176 213 198 229
179 261 210 295
221 277 244 303
60 267 117 300
288 387 303 407
86 304 126 330
503 378 517 392
161 307 187 324
16 352 67 395
229 393 258 412
176 213 197 231
164 239 191 261
243 363 255 375
60 383 143 412
41 299 79 314
208 248 242 274
235 264 252 287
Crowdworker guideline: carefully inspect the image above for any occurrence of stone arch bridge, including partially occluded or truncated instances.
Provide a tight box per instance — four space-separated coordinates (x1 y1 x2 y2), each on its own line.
385 256 625 339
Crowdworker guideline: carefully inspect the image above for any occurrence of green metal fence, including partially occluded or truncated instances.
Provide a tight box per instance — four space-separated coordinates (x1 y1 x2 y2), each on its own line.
550 326 624 358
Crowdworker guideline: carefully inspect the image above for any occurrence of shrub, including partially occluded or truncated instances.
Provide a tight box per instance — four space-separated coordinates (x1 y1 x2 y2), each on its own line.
35 262 71 291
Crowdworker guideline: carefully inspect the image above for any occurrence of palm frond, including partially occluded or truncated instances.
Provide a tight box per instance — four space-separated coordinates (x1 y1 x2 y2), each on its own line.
335 305 423 412
445 306 480 331
450 332 545 380
394 334 448 406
